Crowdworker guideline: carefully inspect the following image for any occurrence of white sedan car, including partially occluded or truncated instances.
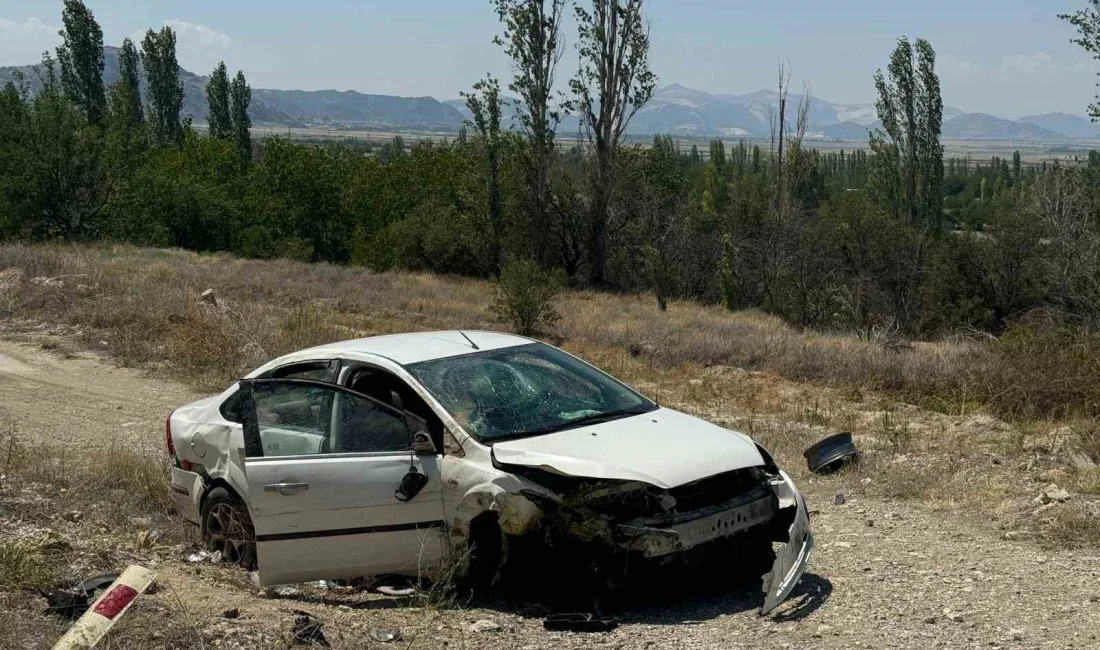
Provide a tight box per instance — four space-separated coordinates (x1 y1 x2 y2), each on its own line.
166 331 812 614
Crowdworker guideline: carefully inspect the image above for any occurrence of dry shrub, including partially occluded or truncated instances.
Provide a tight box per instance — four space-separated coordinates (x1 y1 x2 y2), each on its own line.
981 320 1100 420
1043 500 1100 549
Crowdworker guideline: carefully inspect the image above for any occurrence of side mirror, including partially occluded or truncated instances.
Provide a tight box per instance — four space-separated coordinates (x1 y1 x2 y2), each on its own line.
411 431 438 455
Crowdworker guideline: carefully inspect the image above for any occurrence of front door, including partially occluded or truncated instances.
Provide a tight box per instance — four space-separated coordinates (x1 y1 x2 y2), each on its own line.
238 378 445 586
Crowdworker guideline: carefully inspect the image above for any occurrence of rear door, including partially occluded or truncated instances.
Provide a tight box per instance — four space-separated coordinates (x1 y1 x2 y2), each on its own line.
239 378 445 586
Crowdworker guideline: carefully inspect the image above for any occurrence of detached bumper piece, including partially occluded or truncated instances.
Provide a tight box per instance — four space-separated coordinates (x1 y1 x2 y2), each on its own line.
614 485 777 557
760 471 814 615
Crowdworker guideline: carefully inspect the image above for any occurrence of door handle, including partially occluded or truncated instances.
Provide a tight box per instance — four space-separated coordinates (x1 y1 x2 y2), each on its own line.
264 482 309 495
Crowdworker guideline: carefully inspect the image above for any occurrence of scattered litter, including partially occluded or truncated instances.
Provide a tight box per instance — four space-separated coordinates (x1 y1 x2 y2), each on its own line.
804 432 860 474
200 288 217 306
222 607 240 619
186 550 222 563
291 610 329 646
276 586 302 597
468 619 502 633
136 530 162 549
833 493 846 506
369 628 402 643
377 585 416 597
50 565 156 650
543 613 619 633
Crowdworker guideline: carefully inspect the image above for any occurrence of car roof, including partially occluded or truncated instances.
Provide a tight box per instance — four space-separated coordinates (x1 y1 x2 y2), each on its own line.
291 330 534 366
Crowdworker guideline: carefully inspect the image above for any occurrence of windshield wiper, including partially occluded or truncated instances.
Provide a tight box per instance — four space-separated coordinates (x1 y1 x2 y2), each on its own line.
496 404 655 441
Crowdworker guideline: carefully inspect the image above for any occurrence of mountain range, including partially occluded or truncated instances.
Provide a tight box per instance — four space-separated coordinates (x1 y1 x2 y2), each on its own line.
2 48 1099 142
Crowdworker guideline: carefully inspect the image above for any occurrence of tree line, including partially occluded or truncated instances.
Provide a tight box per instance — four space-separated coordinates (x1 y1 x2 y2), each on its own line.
5 0 1100 340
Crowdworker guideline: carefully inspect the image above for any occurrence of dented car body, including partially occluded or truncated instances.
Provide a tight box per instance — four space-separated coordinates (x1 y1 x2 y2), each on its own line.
166 331 812 614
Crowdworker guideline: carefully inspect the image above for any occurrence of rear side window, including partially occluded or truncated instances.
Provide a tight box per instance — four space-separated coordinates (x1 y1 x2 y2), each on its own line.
220 391 242 423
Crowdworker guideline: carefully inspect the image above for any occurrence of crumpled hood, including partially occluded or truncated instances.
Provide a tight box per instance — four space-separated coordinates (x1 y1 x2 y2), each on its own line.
491 408 765 489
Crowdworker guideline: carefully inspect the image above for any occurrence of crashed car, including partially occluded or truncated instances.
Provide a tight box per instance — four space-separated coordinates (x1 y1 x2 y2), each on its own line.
167 331 812 613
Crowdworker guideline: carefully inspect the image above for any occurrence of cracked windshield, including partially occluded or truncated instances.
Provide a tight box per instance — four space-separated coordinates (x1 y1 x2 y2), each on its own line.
407 343 654 442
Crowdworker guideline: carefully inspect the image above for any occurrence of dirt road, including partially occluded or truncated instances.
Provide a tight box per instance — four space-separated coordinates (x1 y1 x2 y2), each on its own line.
2 337 1099 649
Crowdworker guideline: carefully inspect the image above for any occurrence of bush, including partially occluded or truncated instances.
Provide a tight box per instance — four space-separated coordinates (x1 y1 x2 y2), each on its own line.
492 259 562 336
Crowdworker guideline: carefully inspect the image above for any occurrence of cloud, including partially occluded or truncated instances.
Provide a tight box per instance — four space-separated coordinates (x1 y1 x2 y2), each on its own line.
998 52 1055 78
132 19 232 75
938 54 981 78
0 17 61 66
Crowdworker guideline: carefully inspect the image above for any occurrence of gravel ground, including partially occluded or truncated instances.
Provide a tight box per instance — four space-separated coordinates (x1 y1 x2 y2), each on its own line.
2 337 1099 649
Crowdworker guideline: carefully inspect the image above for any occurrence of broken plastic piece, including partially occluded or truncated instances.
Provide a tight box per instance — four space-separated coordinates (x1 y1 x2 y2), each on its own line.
291 610 329 646
377 585 416 597
369 628 402 642
41 572 121 619
803 433 859 474
50 565 156 650
543 613 619 632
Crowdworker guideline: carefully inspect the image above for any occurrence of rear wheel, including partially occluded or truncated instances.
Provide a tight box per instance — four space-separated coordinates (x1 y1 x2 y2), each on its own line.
200 487 257 570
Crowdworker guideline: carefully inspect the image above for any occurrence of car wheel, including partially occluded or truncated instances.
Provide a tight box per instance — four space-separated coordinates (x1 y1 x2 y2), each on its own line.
201 487 257 570
463 515 504 593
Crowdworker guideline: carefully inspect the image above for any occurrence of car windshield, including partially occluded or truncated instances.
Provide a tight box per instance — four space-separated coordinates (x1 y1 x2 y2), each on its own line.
405 342 656 443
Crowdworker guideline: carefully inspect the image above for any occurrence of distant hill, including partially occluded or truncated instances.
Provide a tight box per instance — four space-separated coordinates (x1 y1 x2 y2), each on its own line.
942 113 1066 142
4 49 1096 142
0 46 463 131
1017 113 1100 140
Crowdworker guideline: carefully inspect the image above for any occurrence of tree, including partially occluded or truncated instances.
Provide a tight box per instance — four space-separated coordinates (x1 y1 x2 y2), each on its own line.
570 0 657 285
868 36 944 231
141 27 184 148
491 0 568 264
108 38 143 128
463 76 505 271
230 70 252 161
55 0 106 126
206 62 231 140
1061 1 1100 120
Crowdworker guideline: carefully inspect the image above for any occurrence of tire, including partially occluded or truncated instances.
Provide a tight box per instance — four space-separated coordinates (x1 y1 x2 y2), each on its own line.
200 487 257 570
462 515 504 594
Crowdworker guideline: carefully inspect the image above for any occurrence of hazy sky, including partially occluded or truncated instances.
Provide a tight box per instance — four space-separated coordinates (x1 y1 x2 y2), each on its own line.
1 0 1098 117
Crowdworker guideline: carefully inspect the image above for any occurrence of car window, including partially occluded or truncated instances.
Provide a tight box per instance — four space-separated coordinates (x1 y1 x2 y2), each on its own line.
247 380 410 457
270 361 336 381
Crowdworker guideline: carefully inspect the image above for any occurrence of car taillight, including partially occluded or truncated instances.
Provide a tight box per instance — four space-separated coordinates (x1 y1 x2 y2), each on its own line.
165 412 176 456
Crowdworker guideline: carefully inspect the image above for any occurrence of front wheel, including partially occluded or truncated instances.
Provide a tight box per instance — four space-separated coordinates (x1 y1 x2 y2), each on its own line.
200 487 257 570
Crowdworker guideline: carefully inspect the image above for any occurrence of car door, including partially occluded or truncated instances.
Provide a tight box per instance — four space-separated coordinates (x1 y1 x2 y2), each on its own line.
238 378 445 586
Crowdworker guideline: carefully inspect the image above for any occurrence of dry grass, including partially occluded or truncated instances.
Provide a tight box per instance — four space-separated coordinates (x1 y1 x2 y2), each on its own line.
1 242 1099 549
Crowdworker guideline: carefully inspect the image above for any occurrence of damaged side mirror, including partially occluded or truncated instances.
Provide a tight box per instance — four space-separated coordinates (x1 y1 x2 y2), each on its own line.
410 431 437 455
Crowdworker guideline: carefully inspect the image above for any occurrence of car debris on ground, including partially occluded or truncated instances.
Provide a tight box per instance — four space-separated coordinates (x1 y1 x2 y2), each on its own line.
804 432 860 474
40 572 121 620
50 565 156 650
291 609 329 646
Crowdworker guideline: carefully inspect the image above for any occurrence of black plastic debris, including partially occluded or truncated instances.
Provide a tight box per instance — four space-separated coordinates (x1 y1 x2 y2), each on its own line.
40 572 121 619
291 610 330 646
804 432 859 474
543 613 619 633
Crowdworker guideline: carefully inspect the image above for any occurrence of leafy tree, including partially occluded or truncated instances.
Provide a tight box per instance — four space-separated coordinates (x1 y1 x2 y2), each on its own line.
56 0 106 126
108 38 143 128
492 257 562 335
490 0 568 263
463 76 505 271
1061 1 1100 120
570 0 657 285
869 36 944 231
702 138 728 215
206 62 232 140
230 70 252 161
141 27 184 148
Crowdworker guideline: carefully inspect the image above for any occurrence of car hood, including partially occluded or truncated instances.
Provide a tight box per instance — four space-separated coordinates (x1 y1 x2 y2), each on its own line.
491 408 765 489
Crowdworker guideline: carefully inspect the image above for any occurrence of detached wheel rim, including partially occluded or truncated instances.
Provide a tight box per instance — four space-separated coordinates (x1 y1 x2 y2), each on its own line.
205 502 250 564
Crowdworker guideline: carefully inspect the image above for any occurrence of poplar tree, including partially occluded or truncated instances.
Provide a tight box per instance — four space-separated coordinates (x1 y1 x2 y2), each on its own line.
1061 1 1100 119
491 0 568 263
56 0 106 126
869 36 943 231
108 38 143 127
463 76 504 270
570 0 657 285
206 62 232 139
141 27 184 148
230 70 252 161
